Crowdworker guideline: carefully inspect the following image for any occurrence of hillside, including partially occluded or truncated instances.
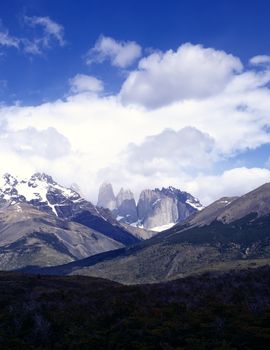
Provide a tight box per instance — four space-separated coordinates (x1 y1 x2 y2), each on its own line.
0 202 124 270
1 267 270 349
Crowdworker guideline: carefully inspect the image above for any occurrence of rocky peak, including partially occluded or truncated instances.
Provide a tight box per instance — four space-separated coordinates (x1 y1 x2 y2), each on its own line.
158 186 203 211
97 182 203 232
116 188 134 204
116 188 137 224
97 182 117 211
139 189 159 202
0 172 85 217
2 173 18 187
70 182 81 194
136 186 203 230
29 172 55 185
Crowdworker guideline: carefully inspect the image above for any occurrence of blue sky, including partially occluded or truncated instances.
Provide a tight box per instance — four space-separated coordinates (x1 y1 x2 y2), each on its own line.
1 0 270 204
1 0 270 104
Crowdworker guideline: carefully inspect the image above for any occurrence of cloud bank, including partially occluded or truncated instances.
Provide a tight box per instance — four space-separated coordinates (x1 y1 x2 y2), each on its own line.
1 41 270 204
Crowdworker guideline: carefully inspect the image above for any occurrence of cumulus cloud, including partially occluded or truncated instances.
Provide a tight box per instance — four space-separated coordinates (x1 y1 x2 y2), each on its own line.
120 43 243 109
1 72 270 203
0 125 71 159
86 35 142 68
185 167 270 205
69 74 104 93
123 127 216 176
250 55 270 66
1 42 270 204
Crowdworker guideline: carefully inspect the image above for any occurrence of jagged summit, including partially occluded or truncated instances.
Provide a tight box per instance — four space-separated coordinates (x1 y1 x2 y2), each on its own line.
29 172 55 184
135 186 203 230
0 172 83 216
116 188 134 202
116 187 137 224
156 186 203 211
97 182 203 231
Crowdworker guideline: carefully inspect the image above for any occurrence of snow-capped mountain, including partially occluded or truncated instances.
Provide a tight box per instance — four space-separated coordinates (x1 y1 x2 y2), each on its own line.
0 172 84 217
97 183 203 231
0 173 139 246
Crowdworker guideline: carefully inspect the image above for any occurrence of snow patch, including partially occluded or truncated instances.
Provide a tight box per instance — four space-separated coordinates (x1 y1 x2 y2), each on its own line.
151 222 175 232
152 198 161 207
186 198 204 211
218 200 232 206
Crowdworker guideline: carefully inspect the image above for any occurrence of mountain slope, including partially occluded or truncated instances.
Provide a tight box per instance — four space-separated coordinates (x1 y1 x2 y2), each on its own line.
35 213 270 284
216 182 270 223
0 202 123 270
180 196 239 227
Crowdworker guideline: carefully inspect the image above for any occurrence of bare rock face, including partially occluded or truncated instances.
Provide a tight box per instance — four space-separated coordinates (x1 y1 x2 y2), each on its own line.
96 183 203 232
116 188 138 224
97 182 117 211
137 187 203 230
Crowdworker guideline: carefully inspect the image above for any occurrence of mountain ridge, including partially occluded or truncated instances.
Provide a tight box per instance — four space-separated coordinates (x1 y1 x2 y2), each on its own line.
28 181 270 283
97 182 203 230
0 172 140 245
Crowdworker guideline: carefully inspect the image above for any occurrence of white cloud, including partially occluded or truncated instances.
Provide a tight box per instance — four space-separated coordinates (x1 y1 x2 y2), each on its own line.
0 30 19 48
0 43 270 205
24 16 65 47
185 167 270 205
250 55 270 66
0 126 71 158
0 16 65 55
123 127 216 176
120 43 243 109
86 35 142 68
69 74 104 93
21 38 42 55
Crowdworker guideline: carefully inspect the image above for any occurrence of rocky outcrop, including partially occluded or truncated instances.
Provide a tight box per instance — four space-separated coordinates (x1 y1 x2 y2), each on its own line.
97 182 117 211
137 187 203 230
116 188 138 223
97 183 203 231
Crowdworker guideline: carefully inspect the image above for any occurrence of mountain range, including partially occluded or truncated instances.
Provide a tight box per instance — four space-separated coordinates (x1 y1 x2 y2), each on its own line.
0 172 201 270
0 172 144 270
1 171 270 286
31 182 270 284
97 182 203 230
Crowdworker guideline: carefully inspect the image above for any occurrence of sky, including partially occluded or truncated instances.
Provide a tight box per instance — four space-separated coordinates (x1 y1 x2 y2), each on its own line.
1 0 270 204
